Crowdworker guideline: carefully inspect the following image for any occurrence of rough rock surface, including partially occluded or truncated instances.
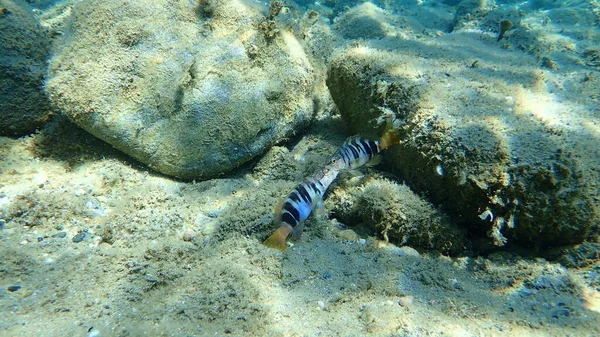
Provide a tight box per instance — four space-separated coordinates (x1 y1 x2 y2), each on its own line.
329 176 467 255
46 0 315 179
326 41 598 250
0 0 52 136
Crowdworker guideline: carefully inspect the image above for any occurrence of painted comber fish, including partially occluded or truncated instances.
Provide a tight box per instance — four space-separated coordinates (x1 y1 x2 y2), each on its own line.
263 168 338 251
263 129 400 251
326 130 400 173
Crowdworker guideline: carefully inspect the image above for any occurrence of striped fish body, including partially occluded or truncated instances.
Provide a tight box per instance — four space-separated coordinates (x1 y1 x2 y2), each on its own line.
325 136 381 174
327 130 400 172
263 131 398 251
278 178 325 227
331 136 380 170
263 169 338 251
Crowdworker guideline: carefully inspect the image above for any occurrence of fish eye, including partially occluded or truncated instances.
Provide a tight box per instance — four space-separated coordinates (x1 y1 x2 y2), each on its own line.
323 169 329 174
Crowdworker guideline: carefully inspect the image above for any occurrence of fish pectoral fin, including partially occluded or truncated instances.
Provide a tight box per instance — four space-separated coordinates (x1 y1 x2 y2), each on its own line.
263 225 293 251
289 222 305 241
346 169 364 178
365 155 382 167
272 197 284 224
314 200 326 220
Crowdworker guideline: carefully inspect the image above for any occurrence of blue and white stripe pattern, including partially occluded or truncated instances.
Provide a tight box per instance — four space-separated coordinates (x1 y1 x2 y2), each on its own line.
263 130 399 251
330 136 381 170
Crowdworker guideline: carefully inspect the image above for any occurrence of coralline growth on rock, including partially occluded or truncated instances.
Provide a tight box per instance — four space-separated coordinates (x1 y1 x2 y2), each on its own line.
258 0 286 39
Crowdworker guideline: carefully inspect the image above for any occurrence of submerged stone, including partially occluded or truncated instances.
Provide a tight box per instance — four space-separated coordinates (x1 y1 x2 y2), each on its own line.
7 285 21 292
0 0 52 136
329 176 466 255
46 0 315 179
326 42 597 250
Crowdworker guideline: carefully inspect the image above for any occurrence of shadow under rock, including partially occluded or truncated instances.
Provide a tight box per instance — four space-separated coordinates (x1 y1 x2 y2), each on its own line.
32 114 176 180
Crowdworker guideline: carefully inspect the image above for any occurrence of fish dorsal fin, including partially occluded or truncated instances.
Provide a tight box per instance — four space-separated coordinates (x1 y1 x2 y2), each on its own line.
343 135 361 146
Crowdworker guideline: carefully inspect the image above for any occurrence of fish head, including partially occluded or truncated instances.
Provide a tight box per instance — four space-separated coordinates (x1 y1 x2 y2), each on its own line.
318 165 340 188
325 153 347 172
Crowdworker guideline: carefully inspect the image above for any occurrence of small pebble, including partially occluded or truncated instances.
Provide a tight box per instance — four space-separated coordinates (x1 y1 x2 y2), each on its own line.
399 295 414 307
7 285 21 292
183 230 195 242
335 229 358 241
317 301 326 310
73 232 87 243
397 246 421 258
52 231 67 238
552 308 570 318
89 236 103 247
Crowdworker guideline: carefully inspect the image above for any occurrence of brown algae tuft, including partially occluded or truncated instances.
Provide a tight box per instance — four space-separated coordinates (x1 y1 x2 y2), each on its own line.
497 19 512 42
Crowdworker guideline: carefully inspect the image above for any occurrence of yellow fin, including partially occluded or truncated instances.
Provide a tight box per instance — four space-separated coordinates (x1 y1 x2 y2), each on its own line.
378 130 400 150
263 225 292 251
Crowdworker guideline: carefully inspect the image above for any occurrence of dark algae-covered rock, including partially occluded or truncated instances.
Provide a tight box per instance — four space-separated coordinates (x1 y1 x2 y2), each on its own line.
326 43 597 250
329 176 467 255
0 0 52 136
46 0 315 179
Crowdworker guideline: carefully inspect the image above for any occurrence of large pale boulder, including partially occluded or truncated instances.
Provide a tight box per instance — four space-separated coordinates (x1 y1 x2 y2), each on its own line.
0 0 52 136
46 0 315 179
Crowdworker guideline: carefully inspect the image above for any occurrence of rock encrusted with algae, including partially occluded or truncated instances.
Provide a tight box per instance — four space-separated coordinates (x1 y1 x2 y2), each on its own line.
0 0 52 136
326 44 597 250
46 0 315 179
329 176 467 255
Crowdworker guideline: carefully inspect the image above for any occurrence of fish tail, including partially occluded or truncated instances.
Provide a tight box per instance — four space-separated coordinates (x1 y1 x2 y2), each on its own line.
263 224 293 251
378 130 400 150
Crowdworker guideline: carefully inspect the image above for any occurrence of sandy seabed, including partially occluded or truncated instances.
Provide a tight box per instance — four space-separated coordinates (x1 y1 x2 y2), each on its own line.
1 0 600 336
1 115 599 336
